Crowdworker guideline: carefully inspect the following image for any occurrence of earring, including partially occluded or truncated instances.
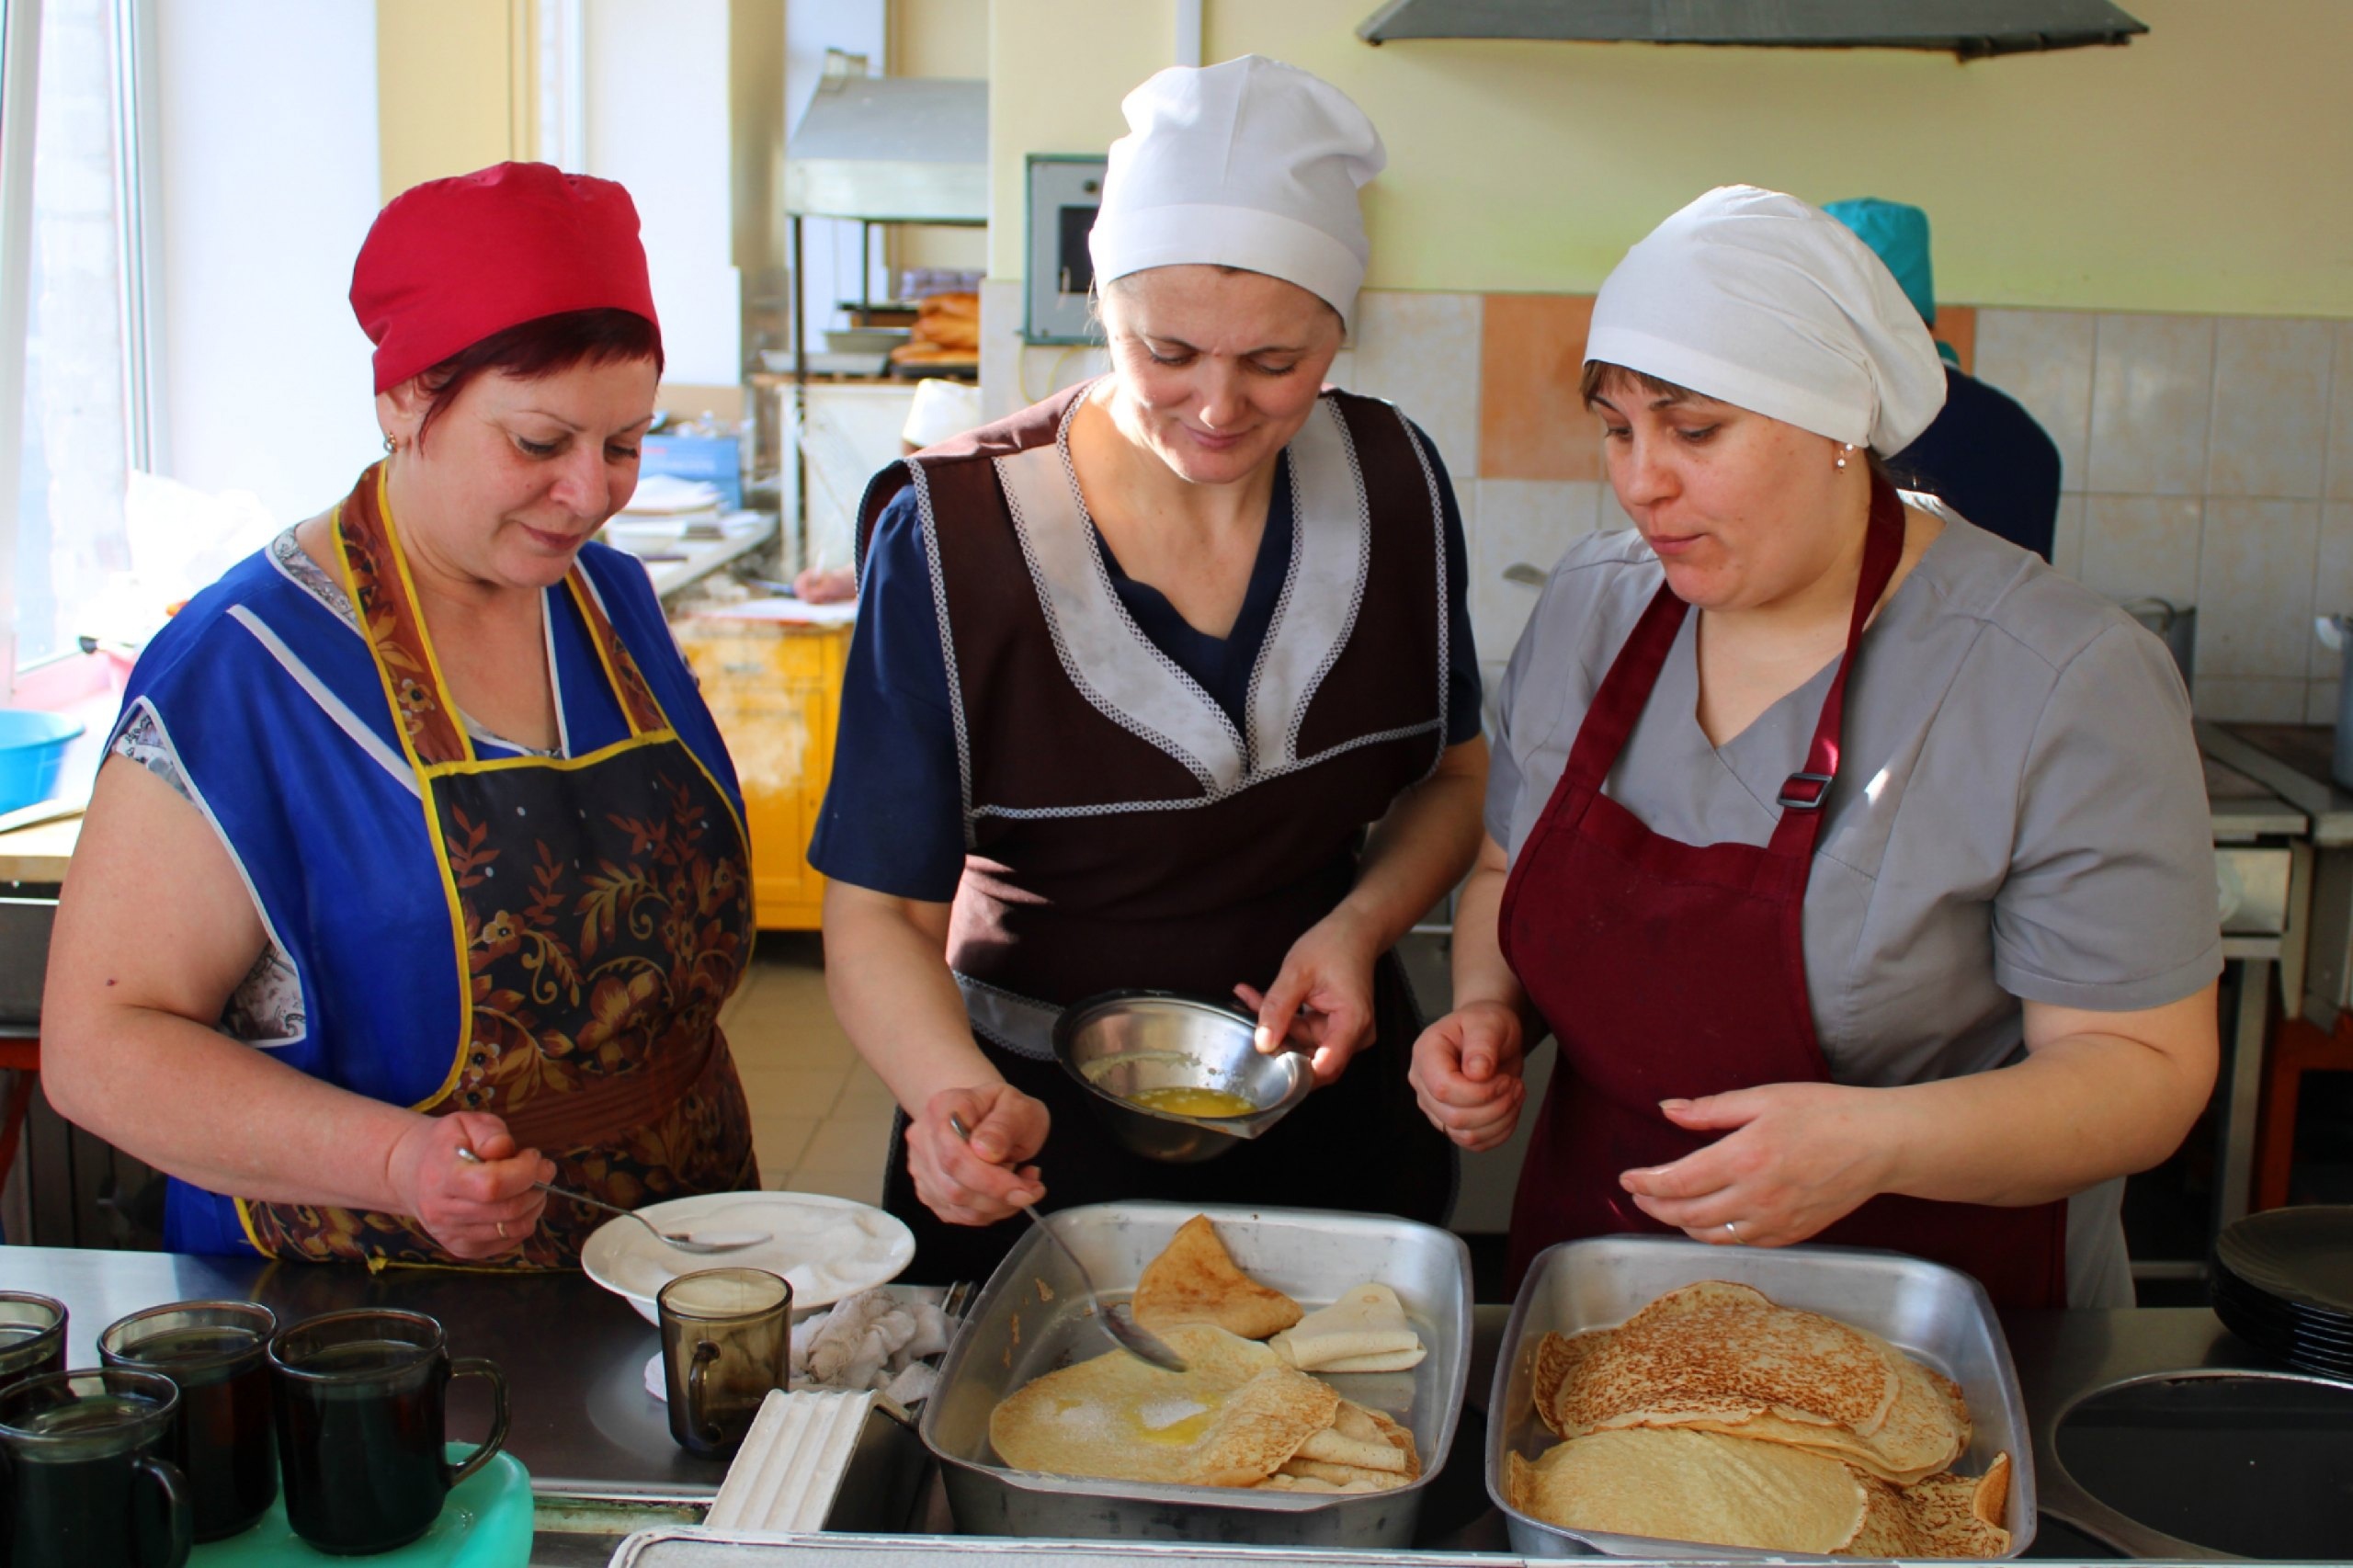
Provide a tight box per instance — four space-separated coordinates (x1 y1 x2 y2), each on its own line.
1835 443 1855 471
382 433 397 454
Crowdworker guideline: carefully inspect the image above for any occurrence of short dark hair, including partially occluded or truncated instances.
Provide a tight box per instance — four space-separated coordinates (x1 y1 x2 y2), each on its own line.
1580 358 1893 474
414 308 663 448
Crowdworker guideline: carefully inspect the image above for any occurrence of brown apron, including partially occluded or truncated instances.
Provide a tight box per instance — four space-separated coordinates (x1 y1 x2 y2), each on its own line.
233 464 758 1267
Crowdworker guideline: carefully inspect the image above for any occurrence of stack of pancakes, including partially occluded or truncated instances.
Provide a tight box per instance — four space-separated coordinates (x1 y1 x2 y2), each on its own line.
1506 1281 2010 1556
988 1215 1425 1494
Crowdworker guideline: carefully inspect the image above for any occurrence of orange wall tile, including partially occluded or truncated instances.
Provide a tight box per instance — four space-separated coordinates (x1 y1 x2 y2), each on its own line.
1479 294 1604 482
1937 305 1975 376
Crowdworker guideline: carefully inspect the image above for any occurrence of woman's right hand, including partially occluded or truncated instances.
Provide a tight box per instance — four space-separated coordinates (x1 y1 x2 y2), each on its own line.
1409 1001 1529 1152
385 1111 553 1259
908 1084 1049 1226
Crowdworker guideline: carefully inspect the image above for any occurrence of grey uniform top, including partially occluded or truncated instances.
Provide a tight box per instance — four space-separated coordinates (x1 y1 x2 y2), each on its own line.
1488 505 2222 1309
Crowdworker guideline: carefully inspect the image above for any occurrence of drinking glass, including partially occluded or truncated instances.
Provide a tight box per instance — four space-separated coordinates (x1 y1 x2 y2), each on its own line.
266 1309 509 1555
658 1267 791 1458
0 1366 191 1568
99 1300 278 1540
0 1293 66 1397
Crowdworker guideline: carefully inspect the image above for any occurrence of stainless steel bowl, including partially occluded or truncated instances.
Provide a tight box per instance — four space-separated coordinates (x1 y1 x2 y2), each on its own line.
1051 990 1315 1164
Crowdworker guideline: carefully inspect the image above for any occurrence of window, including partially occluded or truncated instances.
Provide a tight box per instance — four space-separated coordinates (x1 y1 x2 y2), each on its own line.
6 0 140 679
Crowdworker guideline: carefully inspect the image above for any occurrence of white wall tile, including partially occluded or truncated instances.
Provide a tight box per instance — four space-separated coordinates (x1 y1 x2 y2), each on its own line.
1350 290 1482 482
2310 680 2343 727
1470 479 1601 661
1479 658 1510 739
1975 310 2096 493
2208 317 2334 499
2194 676 2309 722
2087 314 2215 495
2318 503 2353 626
2197 498 2321 678
2049 493 2086 579
2327 323 2353 503
2077 494 2203 607
977 279 1026 424
1598 482 1635 534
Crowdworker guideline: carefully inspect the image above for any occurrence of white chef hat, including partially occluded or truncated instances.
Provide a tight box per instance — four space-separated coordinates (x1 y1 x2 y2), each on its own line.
1088 55 1383 333
1585 185 1948 454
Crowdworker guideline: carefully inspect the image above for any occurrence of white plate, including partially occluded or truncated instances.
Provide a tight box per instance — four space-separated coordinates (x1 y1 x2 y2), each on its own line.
580 1192 915 1325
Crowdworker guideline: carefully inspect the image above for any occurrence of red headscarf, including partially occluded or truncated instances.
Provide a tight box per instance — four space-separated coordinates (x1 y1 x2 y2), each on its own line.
351 162 661 394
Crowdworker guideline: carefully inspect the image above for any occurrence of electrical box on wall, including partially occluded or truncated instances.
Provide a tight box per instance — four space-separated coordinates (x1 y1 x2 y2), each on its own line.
1024 154 1108 344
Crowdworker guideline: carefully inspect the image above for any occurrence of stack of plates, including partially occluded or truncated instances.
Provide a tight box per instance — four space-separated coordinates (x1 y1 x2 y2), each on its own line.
2211 1206 2353 1377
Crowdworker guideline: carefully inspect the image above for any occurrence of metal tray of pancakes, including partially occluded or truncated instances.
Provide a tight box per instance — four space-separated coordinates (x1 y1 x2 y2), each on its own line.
1488 1234 2036 1559
919 1200 1472 1549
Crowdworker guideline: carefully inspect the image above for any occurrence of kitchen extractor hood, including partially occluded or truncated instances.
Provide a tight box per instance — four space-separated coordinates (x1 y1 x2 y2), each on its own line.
785 55 986 224
1357 1 2148 58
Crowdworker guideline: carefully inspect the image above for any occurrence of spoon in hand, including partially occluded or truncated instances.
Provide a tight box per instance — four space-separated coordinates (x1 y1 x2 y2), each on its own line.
946 1113 1187 1372
455 1146 769 1256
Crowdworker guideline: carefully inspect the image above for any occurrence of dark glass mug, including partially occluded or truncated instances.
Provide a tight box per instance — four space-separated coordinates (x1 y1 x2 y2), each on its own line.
659 1267 791 1459
0 1295 65 1398
0 1367 191 1568
266 1309 509 1555
99 1301 278 1542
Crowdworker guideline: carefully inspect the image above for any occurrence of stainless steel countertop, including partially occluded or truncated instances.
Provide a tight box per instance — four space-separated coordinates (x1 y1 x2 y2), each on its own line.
2200 722 2353 845
0 1246 2309 1560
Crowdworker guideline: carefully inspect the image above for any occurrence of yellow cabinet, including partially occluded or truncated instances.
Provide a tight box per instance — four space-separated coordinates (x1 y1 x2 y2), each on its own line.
673 616 853 930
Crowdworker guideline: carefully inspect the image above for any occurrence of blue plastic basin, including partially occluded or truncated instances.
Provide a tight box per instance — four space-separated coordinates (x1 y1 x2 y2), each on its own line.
0 710 85 814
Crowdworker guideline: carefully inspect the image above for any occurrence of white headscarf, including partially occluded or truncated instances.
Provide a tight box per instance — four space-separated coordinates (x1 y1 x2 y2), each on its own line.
1585 186 1948 453
1087 56 1383 333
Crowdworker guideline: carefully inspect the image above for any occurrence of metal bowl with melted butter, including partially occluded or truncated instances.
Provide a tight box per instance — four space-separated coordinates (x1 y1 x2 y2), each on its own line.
1052 991 1316 1163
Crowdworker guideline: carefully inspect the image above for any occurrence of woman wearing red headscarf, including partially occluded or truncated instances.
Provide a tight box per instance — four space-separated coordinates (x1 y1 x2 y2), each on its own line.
40 163 758 1267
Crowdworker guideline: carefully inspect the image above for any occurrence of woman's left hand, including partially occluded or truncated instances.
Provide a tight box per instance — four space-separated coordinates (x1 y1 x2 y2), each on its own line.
1618 1083 1898 1248
1234 911 1381 1085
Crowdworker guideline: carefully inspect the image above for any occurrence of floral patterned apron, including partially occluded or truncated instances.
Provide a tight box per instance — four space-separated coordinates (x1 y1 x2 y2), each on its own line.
233 464 758 1268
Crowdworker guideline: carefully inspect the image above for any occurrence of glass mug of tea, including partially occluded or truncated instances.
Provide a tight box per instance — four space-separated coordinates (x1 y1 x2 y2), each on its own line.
0 1367 192 1568
0 1293 67 1398
99 1301 278 1542
265 1309 510 1555
659 1267 792 1459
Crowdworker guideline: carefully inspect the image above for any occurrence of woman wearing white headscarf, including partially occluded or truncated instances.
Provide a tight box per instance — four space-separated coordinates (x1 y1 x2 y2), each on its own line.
813 57 1486 1281
1411 187 2218 1308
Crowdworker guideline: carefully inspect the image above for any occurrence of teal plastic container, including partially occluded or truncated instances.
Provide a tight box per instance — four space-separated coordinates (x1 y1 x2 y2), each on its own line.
188 1446 532 1568
0 710 83 813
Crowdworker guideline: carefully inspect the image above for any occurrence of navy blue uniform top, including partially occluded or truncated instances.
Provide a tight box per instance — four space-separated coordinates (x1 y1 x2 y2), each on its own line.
811 429 1483 902
1892 366 2063 562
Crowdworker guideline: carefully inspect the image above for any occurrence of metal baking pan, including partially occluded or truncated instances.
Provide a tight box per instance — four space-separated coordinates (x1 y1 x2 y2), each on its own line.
1487 1234 2037 1559
608 1528 1501 1564
918 1199 1472 1548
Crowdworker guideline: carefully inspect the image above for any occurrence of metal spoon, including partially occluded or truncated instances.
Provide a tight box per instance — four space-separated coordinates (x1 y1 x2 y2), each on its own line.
455 1147 769 1256
946 1113 1188 1373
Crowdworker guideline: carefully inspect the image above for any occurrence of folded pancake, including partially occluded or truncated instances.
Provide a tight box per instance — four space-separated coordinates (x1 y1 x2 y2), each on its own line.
1841 1454 2012 1557
1506 1426 1869 1554
1534 1281 1900 1439
1677 1335 1967 1485
1290 1398 1420 1478
988 1324 1336 1488
1132 1215 1303 1340
1270 1282 1426 1373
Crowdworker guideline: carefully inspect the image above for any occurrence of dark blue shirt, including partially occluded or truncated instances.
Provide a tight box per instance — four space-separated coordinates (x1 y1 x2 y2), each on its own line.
1892 366 2063 561
810 428 1483 902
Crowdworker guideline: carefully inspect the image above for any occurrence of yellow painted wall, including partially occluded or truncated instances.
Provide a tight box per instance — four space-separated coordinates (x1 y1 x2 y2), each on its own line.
989 0 2353 317
891 0 989 270
377 0 531 201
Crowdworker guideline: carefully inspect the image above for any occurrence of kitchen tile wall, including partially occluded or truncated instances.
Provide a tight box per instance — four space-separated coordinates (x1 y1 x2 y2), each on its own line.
972 285 2353 726
1360 290 2353 727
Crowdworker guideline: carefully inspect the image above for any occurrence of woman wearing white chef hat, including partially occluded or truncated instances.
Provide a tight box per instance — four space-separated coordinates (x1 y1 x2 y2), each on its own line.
812 57 1488 1281
1412 186 2219 1309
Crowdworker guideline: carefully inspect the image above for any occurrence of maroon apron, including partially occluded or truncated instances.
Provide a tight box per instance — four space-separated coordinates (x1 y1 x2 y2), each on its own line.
1497 475 2067 1309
